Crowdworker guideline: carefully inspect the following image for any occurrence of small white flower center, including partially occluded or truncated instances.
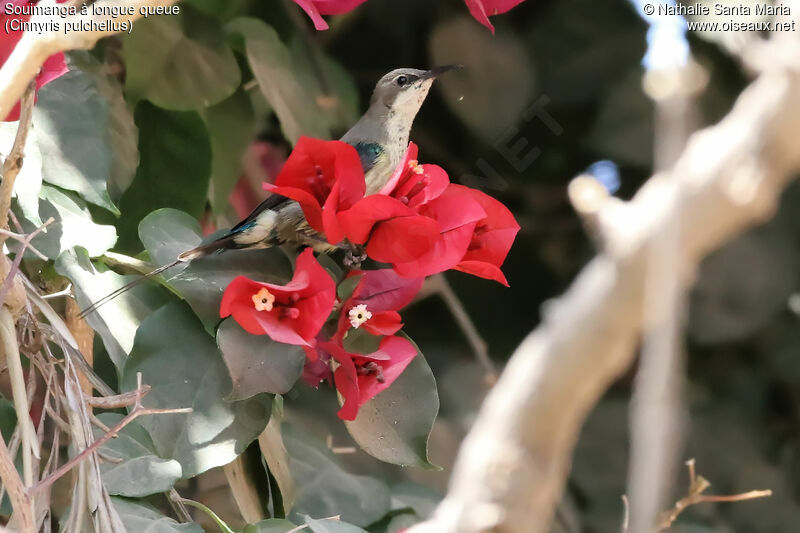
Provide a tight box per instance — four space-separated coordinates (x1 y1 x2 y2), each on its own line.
348 304 372 329
252 288 275 312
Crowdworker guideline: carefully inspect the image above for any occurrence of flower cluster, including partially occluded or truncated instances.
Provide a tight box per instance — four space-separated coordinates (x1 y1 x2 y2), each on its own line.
293 0 527 32
0 0 69 121
221 137 518 420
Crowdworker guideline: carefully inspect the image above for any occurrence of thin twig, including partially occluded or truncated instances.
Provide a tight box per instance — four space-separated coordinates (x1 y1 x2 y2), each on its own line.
29 373 192 495
83 385 151 409
0 217 55 308
656 460 772 530
0 308 38 484
0 228 48 260
420 274 498 381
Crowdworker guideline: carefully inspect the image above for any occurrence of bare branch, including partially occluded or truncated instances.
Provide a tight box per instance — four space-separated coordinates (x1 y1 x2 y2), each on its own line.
0 81 35 238
29 373 192 495
406 34 800 533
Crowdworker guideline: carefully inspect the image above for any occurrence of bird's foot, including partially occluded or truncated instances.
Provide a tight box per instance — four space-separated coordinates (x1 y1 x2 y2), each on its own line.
343 245 367 268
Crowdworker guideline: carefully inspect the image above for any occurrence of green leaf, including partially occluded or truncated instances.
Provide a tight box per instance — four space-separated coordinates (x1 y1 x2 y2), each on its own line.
341 327 382 355
242 519 297 533
112 497 204 532
304 516 368 533
284 424 391 527
336 274 361 302
116 101 210 236
94 413 182 497
0 394 16 442
203 88 255 215
116 102 211 252
55 248 168 371
33 68 118 213
217 319 305 399
226 18 330 143
138 208 292 332
389 482 440 517
123 6 240 110
344 337 439 469
67 52 139 201
17 186 117 259
0 122 43 226
288 38 360 134
122 301 272 478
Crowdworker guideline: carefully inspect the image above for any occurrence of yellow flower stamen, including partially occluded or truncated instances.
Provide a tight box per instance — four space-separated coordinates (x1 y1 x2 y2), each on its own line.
408 159 425 175
252 288 276 312
348 304 372 329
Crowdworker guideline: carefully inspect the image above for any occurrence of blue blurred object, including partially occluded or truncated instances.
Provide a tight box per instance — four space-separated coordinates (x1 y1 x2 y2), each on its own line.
630 0 690 70
586 160 621 194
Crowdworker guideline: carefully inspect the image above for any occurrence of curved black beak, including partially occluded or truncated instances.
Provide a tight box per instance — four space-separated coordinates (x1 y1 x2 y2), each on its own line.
422 64 464 79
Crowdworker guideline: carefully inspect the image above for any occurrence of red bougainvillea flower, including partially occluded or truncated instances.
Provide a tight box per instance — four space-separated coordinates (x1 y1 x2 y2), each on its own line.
338 195 440 264
378 143 449 209
336 269 423 339
263 136 365 245
451 185 520 286
323 336 418 421
392 184 487 279
337 143 449 264
292 0 369 30
464 0 527 33
220 249 336 346
0 0 69 121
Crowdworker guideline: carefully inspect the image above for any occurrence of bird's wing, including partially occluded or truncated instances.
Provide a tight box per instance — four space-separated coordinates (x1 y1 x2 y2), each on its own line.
352 142 384 174
230 193 289 233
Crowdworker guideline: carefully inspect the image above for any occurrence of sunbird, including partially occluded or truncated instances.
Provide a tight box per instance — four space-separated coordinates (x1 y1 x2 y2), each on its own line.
80 65 461 317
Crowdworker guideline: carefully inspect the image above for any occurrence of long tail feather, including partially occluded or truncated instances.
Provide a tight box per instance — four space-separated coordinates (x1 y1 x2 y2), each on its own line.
77 259 182 319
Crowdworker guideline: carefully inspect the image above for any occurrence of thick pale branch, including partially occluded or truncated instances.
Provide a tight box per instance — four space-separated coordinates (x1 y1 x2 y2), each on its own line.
406 37 800 533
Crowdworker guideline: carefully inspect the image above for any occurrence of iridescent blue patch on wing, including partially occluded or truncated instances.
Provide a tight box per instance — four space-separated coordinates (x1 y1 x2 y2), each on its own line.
353 142 384 173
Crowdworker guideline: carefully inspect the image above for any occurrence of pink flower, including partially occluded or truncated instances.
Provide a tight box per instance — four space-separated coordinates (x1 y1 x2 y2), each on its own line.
464 0 527 33
219 249 336 346
323 336 418 421
0 0 69 121
336 269 423 339
262 136 365 245
292 0 369 30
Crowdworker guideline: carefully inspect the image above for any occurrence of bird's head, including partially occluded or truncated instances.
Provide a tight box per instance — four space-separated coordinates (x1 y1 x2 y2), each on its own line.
370 65 462 117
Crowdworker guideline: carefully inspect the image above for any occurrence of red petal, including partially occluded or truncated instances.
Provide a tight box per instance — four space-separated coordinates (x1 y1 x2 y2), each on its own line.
263 183 324 232
313 0 369 14
392 222 477 278
454 260 510 286
363 310 403 336
291 0 329 30
355 336 418 408
379 143 419 195
338 195 418 244
352 269 423 311
366 215 440 264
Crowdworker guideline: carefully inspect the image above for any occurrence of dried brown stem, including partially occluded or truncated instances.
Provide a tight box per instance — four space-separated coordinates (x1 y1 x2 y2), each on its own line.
656 461 772 530
28 373 192 495
0 81 35 240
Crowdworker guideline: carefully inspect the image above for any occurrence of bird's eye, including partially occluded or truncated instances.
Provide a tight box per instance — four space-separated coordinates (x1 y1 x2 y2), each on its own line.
396 75 409 87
